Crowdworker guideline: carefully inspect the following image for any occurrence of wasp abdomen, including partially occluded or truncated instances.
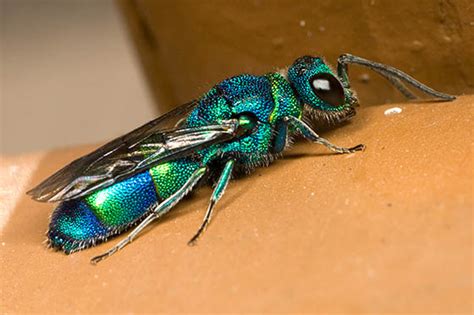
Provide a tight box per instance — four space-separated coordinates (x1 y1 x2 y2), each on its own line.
48 171 158 253
48 199 110 253
48 158 201 253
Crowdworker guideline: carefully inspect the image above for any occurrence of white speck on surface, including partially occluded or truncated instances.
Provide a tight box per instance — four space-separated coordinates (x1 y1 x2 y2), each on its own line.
299 20 306 27
1 242 5 246
358 73 370 83
319 25 326 32
253 228 259 237
272 37 284 47
443 35 452 43
384 107 402 116
411 40 424 51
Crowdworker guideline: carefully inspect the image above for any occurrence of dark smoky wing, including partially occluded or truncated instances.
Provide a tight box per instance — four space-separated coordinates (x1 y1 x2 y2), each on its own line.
27 101 236 202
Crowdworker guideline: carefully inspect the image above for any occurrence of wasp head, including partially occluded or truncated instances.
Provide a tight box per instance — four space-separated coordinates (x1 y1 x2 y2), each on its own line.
288 56 357 124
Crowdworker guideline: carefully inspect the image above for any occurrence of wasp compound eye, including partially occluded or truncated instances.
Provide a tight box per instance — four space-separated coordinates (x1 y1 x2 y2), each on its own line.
310 73 345 107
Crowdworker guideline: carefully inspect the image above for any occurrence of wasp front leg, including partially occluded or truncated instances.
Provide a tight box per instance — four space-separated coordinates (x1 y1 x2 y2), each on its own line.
275 116 364 154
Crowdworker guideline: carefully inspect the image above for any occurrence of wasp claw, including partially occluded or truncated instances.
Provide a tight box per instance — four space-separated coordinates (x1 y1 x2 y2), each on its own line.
187 236 200 247
90 252 112 265
350 144 365 152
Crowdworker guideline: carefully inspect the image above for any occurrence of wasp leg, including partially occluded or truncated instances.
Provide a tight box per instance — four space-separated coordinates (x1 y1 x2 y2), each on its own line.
188 159 235 246
285 116 364 154
90 167 207 264
271 120 289 154
337 53 455 101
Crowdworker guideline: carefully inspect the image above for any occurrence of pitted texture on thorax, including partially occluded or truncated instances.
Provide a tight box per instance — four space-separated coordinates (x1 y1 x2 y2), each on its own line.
187 74 275 126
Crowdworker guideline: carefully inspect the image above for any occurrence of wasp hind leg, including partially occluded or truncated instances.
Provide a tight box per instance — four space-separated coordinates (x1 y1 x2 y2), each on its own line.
90 167 207 264
284 116 364 154
188 159 235 246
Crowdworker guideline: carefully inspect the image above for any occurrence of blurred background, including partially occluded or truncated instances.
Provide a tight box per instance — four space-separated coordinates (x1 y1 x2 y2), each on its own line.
1 0 473 155
1 2 472 313
1 0 155 154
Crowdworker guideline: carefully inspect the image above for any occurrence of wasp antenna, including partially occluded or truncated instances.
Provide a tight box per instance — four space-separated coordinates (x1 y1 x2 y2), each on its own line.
337 54 456 101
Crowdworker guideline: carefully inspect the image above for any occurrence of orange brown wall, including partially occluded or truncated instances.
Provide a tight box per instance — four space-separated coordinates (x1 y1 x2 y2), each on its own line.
119 0 474 113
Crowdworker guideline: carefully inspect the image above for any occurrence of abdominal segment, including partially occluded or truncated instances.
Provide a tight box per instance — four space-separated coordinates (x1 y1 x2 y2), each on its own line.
47 158 201 253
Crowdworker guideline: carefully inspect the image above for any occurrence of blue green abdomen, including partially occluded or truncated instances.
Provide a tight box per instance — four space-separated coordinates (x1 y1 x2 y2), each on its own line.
48 158 200 253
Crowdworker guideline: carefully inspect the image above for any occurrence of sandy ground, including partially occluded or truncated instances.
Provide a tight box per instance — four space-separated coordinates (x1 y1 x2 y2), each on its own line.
1 96 472 313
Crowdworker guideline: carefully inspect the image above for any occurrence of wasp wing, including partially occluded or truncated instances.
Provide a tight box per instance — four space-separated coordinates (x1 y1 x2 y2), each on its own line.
28 101 238 202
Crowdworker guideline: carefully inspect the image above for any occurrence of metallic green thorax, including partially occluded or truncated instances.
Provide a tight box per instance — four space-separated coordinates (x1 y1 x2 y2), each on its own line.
266 72 302 123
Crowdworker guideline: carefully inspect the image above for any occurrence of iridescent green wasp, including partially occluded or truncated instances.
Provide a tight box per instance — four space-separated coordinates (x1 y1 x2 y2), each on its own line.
28 54 455 264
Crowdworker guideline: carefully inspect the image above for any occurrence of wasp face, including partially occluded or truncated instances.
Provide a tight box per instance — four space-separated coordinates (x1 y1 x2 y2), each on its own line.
288 56 356 124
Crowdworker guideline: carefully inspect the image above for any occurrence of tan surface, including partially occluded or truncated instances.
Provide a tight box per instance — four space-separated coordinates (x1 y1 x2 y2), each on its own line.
119 0 474 112
1 96 472 313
